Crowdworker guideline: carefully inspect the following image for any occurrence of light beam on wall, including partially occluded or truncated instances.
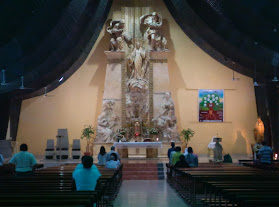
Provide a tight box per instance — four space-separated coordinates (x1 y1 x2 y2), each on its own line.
1 69 7 86
20 76 25 89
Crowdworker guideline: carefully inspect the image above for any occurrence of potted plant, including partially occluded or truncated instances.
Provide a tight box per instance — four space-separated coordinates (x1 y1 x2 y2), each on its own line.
180 128 195 147
80 125 95 155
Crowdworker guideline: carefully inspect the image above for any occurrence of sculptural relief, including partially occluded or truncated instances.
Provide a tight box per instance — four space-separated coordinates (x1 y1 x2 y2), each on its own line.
125 41 149 125
153 92 179 141
140 12 167 51
106 20 131 51
127 42 148 80
96 100 119 143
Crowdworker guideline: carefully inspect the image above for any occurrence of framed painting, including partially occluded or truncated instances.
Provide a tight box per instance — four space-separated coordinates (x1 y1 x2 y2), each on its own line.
199 89 224 122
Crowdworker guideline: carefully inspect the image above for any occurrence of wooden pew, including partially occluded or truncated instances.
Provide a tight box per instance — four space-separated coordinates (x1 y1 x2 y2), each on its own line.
0 163 123 207
166 163 279 207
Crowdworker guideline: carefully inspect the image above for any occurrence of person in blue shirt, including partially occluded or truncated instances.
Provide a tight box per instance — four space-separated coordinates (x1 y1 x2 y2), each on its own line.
73 156 100 174
167 142 175 162
185 147 198 167
98 146 107 166
72 156 101 191
258 141 273 164
106 146 120 161
9 144 37 176
105 153 120 169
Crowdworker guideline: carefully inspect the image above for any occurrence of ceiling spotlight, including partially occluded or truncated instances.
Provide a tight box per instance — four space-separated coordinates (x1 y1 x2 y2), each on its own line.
1 69 7 86
254 81 259 86
58 76 64 82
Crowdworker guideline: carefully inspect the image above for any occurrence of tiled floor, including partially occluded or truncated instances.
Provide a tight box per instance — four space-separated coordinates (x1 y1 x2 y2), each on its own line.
113 180 189 207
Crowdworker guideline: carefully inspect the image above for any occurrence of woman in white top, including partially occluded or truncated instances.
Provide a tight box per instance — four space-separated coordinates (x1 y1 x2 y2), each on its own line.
98 146 107 165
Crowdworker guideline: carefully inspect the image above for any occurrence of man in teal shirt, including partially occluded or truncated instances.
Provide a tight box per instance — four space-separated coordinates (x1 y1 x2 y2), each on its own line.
9 144 37 175
72 156 101 191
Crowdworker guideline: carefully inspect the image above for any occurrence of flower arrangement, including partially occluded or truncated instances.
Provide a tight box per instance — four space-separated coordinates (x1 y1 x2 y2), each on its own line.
149 127 159 135
180 128 195 147
117 127 127 135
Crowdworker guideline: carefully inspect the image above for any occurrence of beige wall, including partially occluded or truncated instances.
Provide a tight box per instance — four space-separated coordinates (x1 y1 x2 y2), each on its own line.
16 0 257 156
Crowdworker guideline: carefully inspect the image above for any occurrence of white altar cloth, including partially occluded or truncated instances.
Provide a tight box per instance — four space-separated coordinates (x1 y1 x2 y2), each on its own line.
113 142 162 149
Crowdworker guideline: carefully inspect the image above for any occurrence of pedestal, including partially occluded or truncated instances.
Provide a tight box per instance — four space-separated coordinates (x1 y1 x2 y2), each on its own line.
146 148 158 158
118 148 128 158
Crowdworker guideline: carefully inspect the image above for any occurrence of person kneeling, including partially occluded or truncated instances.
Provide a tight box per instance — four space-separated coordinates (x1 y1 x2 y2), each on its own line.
174 155 189 168
72 156 101 191
105 153 120 169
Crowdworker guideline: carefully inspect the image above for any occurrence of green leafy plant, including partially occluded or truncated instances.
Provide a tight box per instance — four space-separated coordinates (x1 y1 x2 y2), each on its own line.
80 125 95 153
149 127 159 135
180 128 195 147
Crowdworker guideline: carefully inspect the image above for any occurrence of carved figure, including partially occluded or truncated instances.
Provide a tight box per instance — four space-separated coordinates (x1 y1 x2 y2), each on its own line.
153 92 179 141
97 118 113 143
106 20 131 51
140 12 167 51
128 42 148 80
96 100 119 143
253 117 264 143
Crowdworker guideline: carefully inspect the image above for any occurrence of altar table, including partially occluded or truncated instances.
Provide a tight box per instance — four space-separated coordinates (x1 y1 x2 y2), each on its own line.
113 142 162 158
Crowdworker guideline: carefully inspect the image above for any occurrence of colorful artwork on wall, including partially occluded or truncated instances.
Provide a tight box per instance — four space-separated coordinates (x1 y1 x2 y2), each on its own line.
199 89 224 122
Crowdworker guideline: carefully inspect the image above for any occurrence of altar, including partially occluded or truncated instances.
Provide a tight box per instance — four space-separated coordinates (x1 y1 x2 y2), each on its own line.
113 142 162 158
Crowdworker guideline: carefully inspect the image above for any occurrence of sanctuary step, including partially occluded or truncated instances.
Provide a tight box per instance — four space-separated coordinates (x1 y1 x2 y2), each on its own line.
122 163 164 180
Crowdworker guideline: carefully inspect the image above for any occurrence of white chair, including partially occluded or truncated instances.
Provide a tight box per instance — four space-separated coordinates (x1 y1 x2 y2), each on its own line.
72 139 81 159
45 139 55 159
56 129 69 159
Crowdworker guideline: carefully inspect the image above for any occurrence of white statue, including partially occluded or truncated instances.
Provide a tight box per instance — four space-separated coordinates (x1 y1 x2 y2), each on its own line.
140 12 167 51
96 100 119 143
97 118 113 143
153 92 179 141
128 42 148 80
106 20 131 51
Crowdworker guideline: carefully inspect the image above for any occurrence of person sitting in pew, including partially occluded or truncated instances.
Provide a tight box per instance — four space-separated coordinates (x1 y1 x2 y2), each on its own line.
105 153 120 169
167 142 176 163
73 156 100 175
9 144 37 176
98 146 107 166
106 146 120 161
258 141 273 164
72 156 101 191
174 154 189 168
185 147 198 167
171 146 183 166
